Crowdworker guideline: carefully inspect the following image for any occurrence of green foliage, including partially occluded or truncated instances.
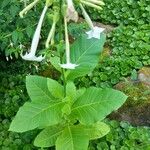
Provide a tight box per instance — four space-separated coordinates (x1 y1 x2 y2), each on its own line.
9 75 127 149
0 59 146 149
89 120 150 150
76 24 150 87
0 0 50 57
0 60 46 150
0 0 34 57
70 87 127 124
88 0 150 25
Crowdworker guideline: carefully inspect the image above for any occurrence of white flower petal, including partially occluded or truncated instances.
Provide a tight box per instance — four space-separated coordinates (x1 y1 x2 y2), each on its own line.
60 63 79 69
86 26 105 39
21 53 45 62
30 5 48 55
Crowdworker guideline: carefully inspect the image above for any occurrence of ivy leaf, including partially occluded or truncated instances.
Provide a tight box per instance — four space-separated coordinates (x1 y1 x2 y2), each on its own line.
70 87 127 124
9 99 66 132
56 126 89 150
66 33 106 81
34 125 64 148
26 76 54 102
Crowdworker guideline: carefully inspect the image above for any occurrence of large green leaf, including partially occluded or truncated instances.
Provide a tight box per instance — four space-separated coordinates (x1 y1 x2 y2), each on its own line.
34 125 64 148
47 78 64 99
56 126 89 150
26 76 54 102
9 99 65 132
70 87 127 124
66 33 106 81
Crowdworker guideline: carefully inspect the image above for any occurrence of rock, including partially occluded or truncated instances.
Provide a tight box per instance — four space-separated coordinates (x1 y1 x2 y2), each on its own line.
138 67 150 86
110 73 150 126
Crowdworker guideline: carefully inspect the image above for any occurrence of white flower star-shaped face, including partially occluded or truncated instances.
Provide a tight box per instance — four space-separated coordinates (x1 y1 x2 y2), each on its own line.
21 52 45 62
60 63 79 69
86 26 105 39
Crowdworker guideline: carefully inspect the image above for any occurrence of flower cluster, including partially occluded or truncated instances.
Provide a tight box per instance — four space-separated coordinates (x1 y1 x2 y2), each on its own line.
20 0 105 69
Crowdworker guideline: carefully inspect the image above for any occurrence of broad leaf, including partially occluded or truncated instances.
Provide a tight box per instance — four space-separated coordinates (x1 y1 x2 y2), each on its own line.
75 88 86 100
85 122 110 140
9 100 65 132
56 126 89 150
70 87 127 124
47 78 64 99
34 125 64 147
26 76 54 102
66 33 106 81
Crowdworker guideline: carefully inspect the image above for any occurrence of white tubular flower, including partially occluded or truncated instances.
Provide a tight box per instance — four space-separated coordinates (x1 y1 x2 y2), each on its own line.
66 0 78 22
80 3 94 29
19 0 39 18
80 4 105 39
60 17 79 69
21 6 48 62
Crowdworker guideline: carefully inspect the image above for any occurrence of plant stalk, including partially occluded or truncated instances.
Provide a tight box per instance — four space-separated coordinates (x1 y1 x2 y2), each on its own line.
59 0 66 97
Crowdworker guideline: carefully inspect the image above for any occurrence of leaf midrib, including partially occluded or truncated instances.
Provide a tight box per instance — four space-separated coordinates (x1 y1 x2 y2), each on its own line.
29 101 64 119
72 100 112 111
37 129 63 143
74 40 99 64
29 79 53 101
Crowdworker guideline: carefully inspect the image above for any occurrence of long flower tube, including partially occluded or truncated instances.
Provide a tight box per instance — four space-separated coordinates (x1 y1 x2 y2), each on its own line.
19 0 39 18
80 4 105 39
21 5 48 61
66 0 78 22
60 17 79 69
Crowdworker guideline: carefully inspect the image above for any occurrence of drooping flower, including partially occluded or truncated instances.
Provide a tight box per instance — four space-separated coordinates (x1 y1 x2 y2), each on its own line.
80 4 105 39
66 0 78 22
60 17 79 69
19 0 39 18
21 5 48 62
45 11 59 48
80 0 104 10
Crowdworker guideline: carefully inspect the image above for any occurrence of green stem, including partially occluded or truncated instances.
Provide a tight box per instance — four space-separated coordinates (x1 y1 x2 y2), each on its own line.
59 0 66 97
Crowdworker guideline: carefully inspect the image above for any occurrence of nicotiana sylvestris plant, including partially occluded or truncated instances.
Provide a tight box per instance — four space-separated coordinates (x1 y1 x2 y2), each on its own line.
9 0 128 149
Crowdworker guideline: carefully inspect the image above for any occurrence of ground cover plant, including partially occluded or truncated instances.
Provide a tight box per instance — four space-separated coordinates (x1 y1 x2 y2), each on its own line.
7 0 128 149
88 0 150 25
